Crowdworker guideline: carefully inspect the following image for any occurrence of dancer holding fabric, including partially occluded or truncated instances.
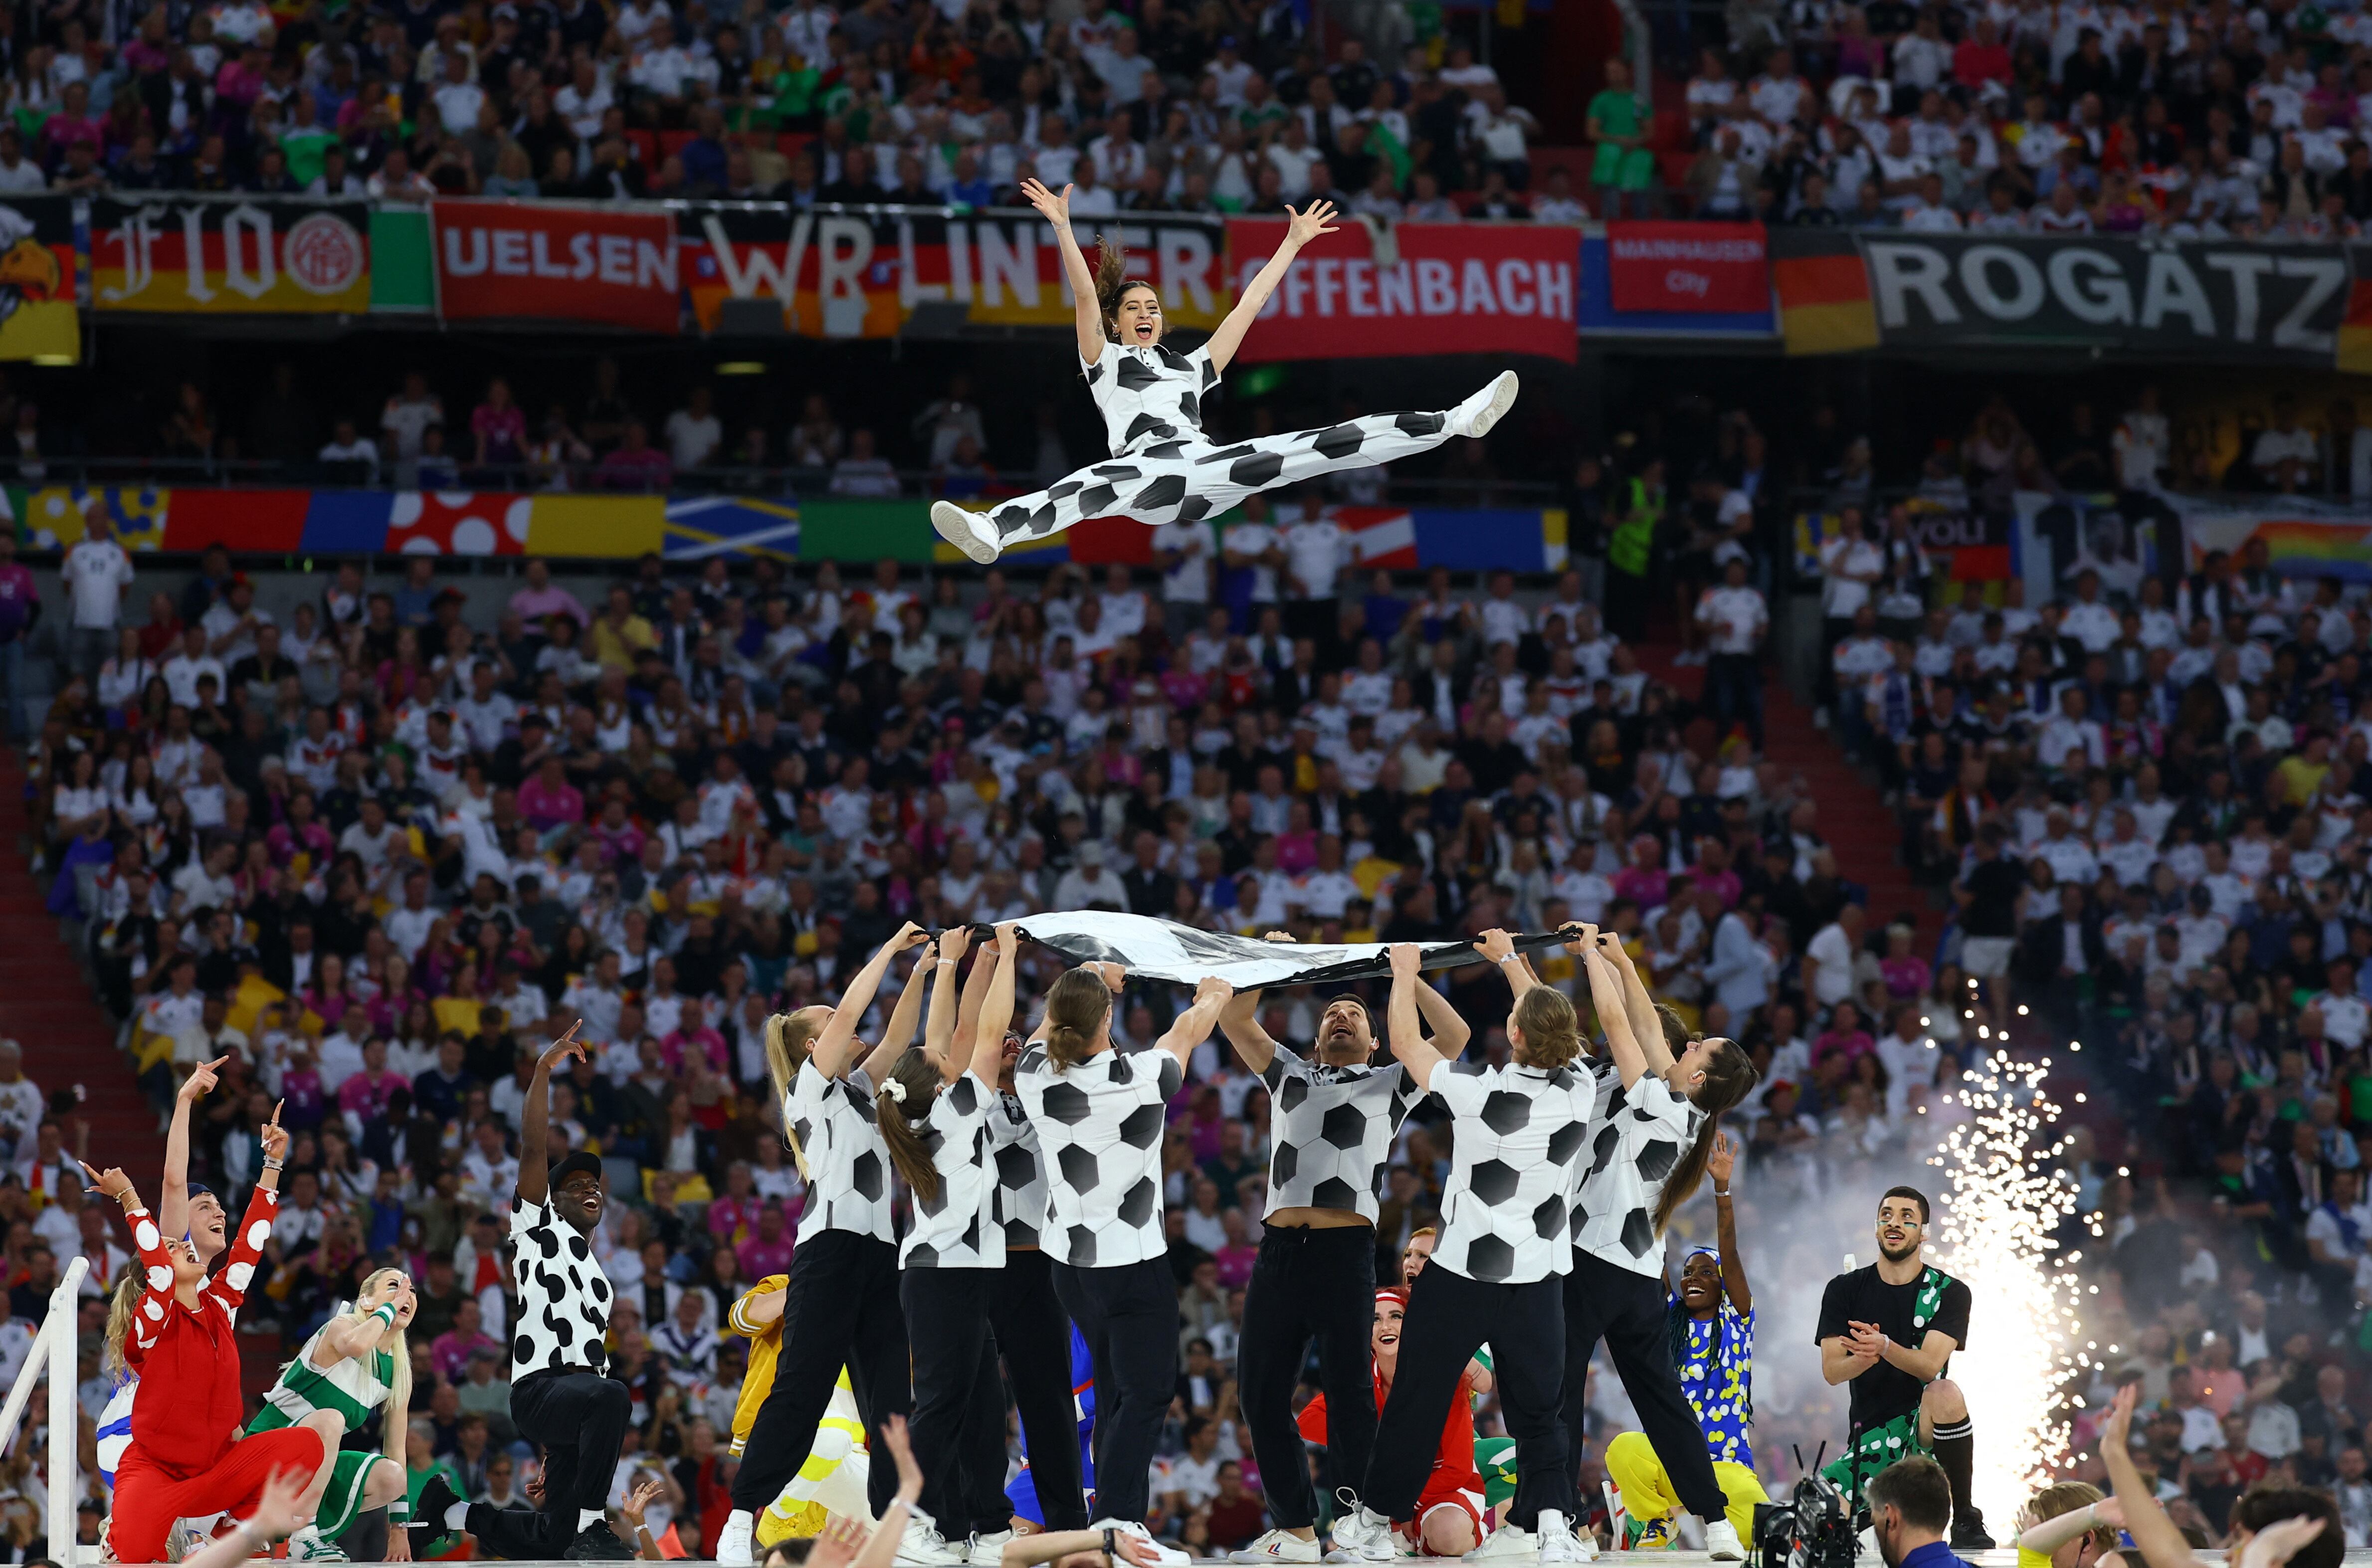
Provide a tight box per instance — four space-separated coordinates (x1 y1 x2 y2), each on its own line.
928 182 1519 565
1215 941 1449 1565
1349 944 1596 1566
1550 929 1759 1562
719 926 933 1567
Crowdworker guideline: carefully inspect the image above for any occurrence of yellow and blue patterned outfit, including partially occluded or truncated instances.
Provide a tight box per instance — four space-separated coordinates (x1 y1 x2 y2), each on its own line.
1676 1297 1754 1467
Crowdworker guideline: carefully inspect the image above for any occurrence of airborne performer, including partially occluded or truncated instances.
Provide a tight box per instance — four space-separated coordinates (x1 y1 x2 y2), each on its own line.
928 180 1521 565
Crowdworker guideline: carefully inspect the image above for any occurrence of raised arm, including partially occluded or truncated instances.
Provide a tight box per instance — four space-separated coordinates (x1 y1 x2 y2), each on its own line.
2099 1383 2204 1568
1215 931 1299 1075
922 926 970 1078
2017 1498 2123 1559
1581 939 1649 1089
1385 944 1450 1088
162 1053 228 1242
966 925 1022 1083
1708 1132 1749 1314
1478 929 1538 1003
811 923 928 1080
1606 932 1675 1076
516 1022 587 1208
857 937 936 1086
1155 976 1235 1071
1202 202 1340 375
851 1416 924 1568
1020 179 1105 367
1410 968 1471 1058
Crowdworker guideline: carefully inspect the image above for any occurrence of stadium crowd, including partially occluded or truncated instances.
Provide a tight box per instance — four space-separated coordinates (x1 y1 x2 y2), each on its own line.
2 395 2372 1552
0 0 1581 219
1631 0 2372 235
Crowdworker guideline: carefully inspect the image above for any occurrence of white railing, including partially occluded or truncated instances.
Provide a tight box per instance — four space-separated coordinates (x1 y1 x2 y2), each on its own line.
0 1254 88 1563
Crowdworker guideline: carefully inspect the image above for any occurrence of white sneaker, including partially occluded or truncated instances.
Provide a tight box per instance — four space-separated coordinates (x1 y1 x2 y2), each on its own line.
966 1530 1016 1565
931 501 1000 565
1705 1520 1747 1561
1463 1522 1534 1562
285 1525 349 1562
897 1518 970 1567
1329 1503 1400 1564
1538 1510 1593 1564
716 1510 757 1567
1232 1529 1323 1563
1450 372 1520 440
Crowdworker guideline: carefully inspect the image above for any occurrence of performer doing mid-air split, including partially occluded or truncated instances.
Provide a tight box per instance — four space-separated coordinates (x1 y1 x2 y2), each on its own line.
928 181 1520 565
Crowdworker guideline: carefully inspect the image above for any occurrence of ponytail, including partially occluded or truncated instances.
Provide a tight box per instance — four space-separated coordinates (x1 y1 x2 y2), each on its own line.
1511 987 1581 1071
764 1007 827 1175
102 1273 138 1378
1092 238 1156 344
1043 968 1114 1071
874 1049 945 1204
1651 1037 1760 1235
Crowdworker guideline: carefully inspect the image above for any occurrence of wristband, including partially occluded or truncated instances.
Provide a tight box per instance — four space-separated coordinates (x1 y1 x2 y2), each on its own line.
1714 1186 1731 1198
369 1301 400 1331
262 1157 285 1172
1104 1528 1119 1563
1496 953 1517 966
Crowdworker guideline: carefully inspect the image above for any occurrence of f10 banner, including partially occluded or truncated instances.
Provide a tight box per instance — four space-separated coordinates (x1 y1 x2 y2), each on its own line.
1606 221 1768 313
430 199 679 333
1772 229 2351 362
92 196 370 314
1222 217 1578 364
0 196 76 361
681 204 1227 338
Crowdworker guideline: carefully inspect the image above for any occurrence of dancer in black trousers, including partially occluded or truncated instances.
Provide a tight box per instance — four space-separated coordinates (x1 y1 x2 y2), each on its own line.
1216 938 1464 1565
878 924 1087 1565
1551 929 1759 1561
1015 961 1234 1568
717 924 934 1567
1348 944 1598 1566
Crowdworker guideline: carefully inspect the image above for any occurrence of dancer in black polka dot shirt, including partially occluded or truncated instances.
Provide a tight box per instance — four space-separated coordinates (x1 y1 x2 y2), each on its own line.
928 180 1520 566
1214 939 1445 1566
1351 944 1598 1566
1016 962 1235 1568
1553 929 1759 1563
459 1022 635 1561
718 924 935 1568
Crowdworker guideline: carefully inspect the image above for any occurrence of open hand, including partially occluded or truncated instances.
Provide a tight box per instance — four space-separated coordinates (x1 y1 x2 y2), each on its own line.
1019 178 1072 226
2100 1381 2139 1457
1706 1130 1736 1186
1285 199 1340 248
620 1476 665 1530
247 1465 314 1541
2238 1516 2327 1568
882 1412 922 1504
811 1515 869 1568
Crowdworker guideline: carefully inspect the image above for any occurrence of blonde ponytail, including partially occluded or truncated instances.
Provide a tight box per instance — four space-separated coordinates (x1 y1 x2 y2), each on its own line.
1042 968 1113 1071
102 1274 138 1378
765 1007 829 1176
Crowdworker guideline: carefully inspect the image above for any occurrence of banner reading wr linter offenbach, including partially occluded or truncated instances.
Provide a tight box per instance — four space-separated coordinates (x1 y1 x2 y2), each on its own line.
92 195 371 314
1221 217 1577 363
680 203 1228 338
430 198 679 333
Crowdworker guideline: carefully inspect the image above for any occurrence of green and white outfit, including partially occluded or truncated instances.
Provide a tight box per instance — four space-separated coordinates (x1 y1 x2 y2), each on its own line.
1811 1264 1969 1497
243 1324 408 1549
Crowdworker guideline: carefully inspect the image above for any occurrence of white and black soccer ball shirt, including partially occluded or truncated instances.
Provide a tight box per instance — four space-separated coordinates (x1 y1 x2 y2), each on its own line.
509 1196 611 1377
1569 1064 1706 1274
1084 339 1218 455
987 1087 1049 1251
903 1068 1001 1270
1428 1059 1598 1284
784 1058 895 1245
1259 1052 1421 1220
1014 1043 1184 1268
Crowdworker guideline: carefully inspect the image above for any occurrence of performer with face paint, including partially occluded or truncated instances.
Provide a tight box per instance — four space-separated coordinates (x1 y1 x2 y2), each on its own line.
1600 1132 1769 1549
927 182 1520 566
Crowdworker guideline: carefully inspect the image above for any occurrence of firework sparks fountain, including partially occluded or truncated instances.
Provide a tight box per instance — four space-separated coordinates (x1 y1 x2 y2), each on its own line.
1926 1048 2088 1527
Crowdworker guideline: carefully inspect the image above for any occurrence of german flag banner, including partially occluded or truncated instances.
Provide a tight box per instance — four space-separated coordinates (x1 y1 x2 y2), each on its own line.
91 195 370 315
1772 229 2354 364
679 203 1229 338
0 195 77 362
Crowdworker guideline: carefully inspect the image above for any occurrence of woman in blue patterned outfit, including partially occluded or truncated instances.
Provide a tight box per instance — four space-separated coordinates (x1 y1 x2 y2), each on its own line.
1602 1132 1768 1549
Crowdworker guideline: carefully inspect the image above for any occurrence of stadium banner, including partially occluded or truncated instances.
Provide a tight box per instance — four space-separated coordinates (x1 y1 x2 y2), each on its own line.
679 204 1228 338
91 196 371 315
1771 229 2354 363
430 199 680 333
1579 232 1773 338
1222 217 1579 364
1605 220 1769 314
0 196 75 361
2177 497 2372 582
1010 911 1576 987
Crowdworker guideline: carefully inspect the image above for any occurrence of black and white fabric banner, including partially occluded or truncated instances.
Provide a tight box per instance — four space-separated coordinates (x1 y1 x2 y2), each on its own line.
995 911 1573 988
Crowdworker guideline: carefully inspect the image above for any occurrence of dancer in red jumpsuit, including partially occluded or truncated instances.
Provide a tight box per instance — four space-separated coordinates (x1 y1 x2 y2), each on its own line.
1297 1290 1491 1558
90 1100 330 1565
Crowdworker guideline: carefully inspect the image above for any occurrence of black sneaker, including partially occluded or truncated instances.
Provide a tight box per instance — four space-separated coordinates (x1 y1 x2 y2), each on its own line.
1950 1510 1995 1553
407 1474 463 1556
565 1521 639 1561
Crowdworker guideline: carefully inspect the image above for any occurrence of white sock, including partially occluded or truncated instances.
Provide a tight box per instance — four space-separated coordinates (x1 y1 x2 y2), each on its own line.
444 1503 469 1532
579 1510 605 1531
